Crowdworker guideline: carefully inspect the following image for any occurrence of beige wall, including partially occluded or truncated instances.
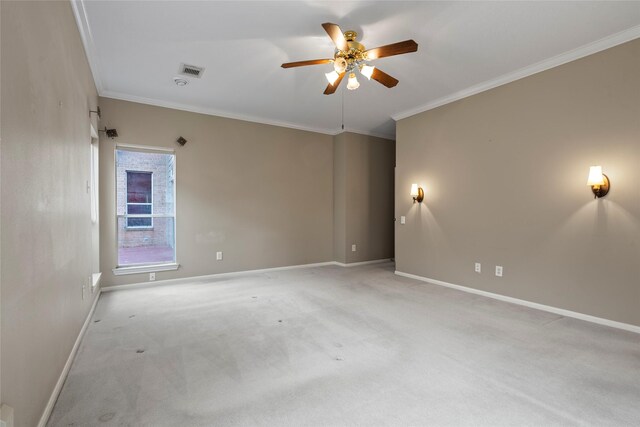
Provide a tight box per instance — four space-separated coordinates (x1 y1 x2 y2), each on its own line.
99 98 335 286
0 1 99 426
333 133 348 263
334 132 395 263
396 39 640 326
100 101 397 286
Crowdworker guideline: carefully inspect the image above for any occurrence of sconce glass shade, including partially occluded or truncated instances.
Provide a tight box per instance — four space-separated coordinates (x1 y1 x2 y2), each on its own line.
347 73 360 90
325 71 340 86
333 57 347 74
587 165 610 198
360 65 375 80
587 166 605 186
410 183 424 203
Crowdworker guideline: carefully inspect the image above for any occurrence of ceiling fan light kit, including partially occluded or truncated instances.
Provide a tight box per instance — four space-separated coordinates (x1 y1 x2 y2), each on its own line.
347 73 360 91
281 23 418 95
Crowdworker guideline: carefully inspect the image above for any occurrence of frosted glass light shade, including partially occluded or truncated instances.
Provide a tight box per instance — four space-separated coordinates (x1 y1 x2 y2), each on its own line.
410 183 419 197
333 57 347 74
325 71 340 85
360 65 375 80
347 73 360 90
587 166 605 186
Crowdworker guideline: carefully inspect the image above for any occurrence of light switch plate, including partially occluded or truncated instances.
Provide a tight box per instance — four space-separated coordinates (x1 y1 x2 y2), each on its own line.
351 244 357 252
400 216 406 224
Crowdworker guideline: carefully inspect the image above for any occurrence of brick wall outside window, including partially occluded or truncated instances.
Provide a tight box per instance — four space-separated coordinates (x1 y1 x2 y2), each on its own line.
116 150 175 248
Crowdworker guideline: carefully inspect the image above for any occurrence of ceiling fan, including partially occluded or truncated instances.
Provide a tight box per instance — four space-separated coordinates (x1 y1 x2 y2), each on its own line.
281 23 418 95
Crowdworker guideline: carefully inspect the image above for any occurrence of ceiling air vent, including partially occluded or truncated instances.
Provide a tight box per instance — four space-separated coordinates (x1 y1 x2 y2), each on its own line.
179 64 205 78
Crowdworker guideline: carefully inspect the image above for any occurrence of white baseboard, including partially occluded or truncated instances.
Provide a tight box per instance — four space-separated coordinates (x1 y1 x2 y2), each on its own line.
102 261 337 292
91 272 102 291
334 259 393 267
38 290 101 427
395 271 640 334
102 259 394 292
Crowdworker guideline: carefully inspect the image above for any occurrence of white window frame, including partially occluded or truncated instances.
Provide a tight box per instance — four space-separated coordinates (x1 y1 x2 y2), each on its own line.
90 124 101 291
125 170 154 229
113 144 179 274
90 132 99 224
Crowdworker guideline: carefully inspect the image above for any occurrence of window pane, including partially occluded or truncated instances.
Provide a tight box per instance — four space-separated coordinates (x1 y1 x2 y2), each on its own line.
118 216 175 265
127 172 152 203
127 217 152 228
127 204 152 215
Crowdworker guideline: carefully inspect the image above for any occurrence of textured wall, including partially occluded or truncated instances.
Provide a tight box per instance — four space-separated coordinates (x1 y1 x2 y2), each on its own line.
396 39 640 326
99 98 335 286
0 1 99 426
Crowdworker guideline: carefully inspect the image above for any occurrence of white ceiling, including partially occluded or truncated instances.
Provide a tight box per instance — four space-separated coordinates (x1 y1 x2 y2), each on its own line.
73 1 640 139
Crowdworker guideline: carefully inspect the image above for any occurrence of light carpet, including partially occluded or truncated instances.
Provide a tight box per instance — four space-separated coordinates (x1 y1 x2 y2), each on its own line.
48 262 640 426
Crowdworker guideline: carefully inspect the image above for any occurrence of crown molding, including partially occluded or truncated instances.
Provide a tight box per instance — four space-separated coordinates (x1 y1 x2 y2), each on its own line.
392 24 640 121
101 91 397 139
71 0 338 137
70 0 103 93
340 127 395 141
101 91 338 136
72 0 636 138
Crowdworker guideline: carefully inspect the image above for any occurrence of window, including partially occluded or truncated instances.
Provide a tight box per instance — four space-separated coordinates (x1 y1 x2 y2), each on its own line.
116 148 176 268
90 128 100 287
90 141 99 224
126 171 153 228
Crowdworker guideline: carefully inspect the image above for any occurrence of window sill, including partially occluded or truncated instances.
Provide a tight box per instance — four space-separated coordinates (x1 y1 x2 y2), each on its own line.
112 263 180 276
91 272 102 290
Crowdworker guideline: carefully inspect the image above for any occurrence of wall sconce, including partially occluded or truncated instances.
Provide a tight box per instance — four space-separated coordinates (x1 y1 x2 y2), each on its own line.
410 183 424 203
98 127 118 138
587 165 610 198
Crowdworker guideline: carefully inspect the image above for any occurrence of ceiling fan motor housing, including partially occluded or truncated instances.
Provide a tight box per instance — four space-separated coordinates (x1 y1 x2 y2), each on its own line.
335 30 367 73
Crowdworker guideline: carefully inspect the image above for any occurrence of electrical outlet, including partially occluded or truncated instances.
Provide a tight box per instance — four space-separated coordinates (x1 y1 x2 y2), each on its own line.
216 251 223 261
495 266 503 277
149 272 156 281
475 263 481 273
400 216 406 224
351 244 357 252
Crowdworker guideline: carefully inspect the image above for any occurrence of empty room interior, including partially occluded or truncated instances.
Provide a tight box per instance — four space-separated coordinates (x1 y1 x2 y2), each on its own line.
2 1 640 426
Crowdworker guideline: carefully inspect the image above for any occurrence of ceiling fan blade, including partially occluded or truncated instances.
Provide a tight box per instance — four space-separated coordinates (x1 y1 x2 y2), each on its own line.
365 40 418 60
324 72 345 95
322 23 349 52
371 68 399 88
281 59 333 68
